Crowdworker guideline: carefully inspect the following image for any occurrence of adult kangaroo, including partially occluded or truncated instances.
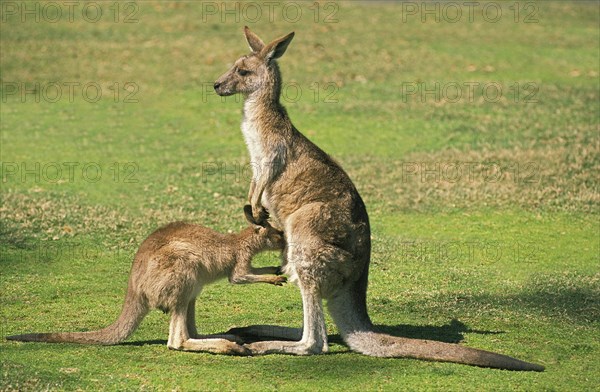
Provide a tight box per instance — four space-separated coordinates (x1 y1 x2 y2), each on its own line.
214 27 544 371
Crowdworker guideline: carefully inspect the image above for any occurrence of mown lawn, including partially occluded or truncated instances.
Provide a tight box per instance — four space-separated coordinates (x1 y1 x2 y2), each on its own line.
1 1 598 391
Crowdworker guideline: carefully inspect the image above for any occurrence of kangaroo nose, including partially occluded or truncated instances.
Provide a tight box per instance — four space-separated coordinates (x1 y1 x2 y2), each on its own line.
213 82 221 90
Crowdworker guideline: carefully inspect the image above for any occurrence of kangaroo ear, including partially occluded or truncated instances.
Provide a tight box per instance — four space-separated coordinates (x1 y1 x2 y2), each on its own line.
244 26 265 53
260 31 295 62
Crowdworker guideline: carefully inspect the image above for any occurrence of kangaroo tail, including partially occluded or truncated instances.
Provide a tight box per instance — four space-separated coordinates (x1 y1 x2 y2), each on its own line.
327 278 544 371
342 331 544 371
6 293 148 345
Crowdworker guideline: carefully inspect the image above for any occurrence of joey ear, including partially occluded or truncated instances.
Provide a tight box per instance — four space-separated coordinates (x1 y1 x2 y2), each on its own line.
244 26 265 53
260 31 295 62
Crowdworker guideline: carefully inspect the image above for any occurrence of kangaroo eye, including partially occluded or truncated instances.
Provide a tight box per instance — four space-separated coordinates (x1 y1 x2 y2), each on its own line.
238 69 250 76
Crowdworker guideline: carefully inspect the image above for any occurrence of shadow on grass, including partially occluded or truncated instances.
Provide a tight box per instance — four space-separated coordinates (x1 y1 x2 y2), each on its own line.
506 274 599 324
456 273 600 325
372 319 502 343
327 319 503 347
121 339 167 346
121 319 490 349
384 273 599 326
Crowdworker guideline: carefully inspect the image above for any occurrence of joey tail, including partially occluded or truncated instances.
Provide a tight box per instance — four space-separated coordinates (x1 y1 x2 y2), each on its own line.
327 277 544 372
6 292 148 345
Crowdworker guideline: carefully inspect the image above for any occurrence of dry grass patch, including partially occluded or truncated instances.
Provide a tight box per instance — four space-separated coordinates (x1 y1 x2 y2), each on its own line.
0 185 254 250
348 135 599 214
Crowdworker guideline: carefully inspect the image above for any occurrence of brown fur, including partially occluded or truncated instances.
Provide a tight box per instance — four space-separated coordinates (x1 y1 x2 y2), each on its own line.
7 220 285 355
214 27 544 371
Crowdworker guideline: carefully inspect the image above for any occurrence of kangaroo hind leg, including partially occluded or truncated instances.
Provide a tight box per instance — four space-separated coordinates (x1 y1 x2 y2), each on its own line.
243 235 330 355
244 283 327 355
167 306 249 355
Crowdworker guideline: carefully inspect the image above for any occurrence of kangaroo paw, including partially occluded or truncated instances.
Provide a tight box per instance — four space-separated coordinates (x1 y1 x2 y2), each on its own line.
244 204 270 226
270 276 287 286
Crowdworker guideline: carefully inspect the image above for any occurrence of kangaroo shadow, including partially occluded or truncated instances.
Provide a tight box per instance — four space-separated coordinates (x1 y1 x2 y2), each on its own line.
222 319 502 348
121 339 167 346
327 319 503 347
120 319 503 351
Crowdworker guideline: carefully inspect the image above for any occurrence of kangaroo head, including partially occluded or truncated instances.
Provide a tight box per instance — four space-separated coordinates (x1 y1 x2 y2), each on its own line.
243 205 285 249
258 223 286 251
214 26 294 97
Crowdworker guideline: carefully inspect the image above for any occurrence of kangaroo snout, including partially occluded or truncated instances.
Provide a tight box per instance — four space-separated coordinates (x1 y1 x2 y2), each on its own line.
214 80 234 97
213 81 225 96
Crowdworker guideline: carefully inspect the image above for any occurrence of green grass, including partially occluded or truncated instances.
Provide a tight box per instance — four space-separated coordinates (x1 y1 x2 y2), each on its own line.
1 1 599 391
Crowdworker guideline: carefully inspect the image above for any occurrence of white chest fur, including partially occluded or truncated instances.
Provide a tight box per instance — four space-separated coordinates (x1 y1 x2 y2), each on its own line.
242 101 265 182
241 119 264 177
242 119 271 211
241 100 273 211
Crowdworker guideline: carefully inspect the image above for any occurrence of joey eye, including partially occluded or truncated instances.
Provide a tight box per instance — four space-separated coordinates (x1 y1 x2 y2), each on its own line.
238 69 250 76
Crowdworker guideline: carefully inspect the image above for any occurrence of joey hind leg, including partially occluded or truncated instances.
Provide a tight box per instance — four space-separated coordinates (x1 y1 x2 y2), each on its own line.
167 306 249 355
